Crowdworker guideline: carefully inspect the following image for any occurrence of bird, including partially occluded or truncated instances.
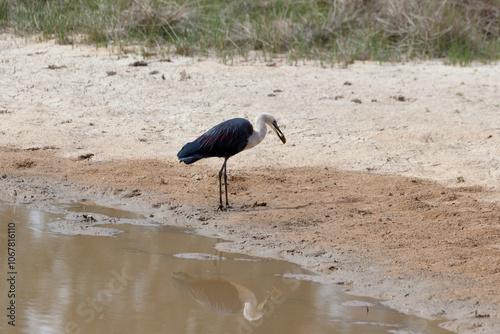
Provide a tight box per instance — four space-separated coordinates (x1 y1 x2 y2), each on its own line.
177 113 286 210
171 272 277 321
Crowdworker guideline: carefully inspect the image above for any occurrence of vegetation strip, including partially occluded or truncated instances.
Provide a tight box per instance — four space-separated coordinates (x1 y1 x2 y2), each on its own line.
2 0 499 65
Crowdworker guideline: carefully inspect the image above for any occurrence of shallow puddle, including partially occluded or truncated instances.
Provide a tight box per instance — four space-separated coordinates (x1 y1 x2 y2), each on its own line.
0 203 451 334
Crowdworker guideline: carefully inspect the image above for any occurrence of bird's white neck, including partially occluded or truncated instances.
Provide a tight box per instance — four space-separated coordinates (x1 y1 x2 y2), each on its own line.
243 300 262 321
240 285 277 321
244 114 269 151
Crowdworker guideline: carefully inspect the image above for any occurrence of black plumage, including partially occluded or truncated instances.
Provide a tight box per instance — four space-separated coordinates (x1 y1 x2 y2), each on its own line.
177 118 253 164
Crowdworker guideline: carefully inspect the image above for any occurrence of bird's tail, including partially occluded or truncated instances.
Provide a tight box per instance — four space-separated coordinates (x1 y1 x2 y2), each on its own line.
177 142 209 164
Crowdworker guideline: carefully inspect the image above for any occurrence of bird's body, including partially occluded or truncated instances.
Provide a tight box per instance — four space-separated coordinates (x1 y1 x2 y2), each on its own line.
177 113 286 209
177 118 253 164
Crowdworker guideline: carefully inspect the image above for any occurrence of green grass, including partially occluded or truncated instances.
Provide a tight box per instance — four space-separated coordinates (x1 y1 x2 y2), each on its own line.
1 0 500 65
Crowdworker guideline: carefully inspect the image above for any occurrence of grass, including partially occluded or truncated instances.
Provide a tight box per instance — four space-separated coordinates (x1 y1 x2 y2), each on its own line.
1 0 499 65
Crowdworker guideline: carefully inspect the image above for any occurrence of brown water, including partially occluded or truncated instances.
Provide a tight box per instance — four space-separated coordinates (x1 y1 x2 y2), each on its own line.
0 203 451 334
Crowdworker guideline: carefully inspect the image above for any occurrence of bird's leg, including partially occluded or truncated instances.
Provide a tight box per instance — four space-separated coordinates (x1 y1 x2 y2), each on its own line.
224 158 229 208
218 159 226 210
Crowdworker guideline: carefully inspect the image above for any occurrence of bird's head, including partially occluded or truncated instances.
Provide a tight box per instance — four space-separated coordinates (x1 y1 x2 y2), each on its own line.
263 114 286 144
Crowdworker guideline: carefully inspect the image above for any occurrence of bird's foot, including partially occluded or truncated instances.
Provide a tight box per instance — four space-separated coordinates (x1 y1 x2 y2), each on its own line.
217 204 232 212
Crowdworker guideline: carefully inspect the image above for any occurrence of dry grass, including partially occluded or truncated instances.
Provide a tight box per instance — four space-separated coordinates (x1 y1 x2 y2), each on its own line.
1 0 499 64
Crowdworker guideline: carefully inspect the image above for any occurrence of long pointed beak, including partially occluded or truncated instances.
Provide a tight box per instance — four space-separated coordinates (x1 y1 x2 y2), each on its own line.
273 124 286 144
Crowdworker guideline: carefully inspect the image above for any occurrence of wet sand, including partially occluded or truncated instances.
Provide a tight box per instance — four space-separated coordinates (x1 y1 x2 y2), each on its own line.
1 34 500 333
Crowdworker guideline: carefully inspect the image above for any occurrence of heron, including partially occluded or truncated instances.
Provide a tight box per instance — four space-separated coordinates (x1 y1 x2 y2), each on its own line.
177 113 286 210
171 272 277 321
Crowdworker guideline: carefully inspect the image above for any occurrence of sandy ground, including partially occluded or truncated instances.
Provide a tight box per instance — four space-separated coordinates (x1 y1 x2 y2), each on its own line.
1 34 500 333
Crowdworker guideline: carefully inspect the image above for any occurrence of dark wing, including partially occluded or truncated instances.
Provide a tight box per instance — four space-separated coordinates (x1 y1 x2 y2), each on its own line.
177 118 253 164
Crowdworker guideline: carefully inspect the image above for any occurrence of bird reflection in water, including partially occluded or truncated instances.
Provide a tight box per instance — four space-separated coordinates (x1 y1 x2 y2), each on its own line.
171 272 277 321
